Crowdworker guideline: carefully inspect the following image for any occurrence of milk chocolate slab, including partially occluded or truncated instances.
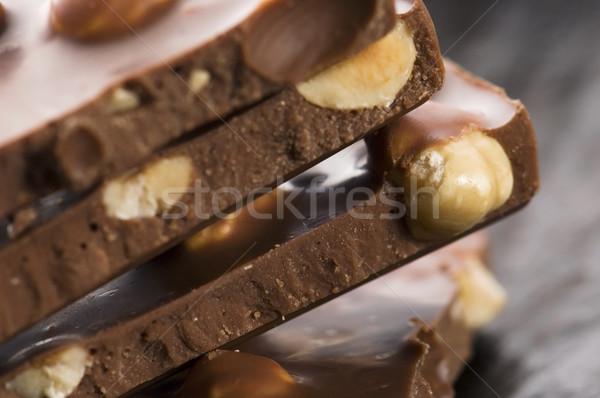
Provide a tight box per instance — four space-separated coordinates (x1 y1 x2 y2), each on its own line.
140 234 493 398
0 139 376 373
0 0 444 344
0 61 537 398
0 0 399 217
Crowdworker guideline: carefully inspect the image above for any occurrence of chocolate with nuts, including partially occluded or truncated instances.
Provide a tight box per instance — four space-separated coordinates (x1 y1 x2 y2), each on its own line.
0 61 537 398
0 1 444 345
0 0 399 216
169 233 501 398
385 61 530 240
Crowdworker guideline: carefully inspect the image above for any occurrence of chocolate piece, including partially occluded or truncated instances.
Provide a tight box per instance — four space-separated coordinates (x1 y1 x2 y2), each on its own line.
0 140 376 372
0 0 400 216
171 234 492 398
0 61 537 397
0 2 444 344
242 0 395 83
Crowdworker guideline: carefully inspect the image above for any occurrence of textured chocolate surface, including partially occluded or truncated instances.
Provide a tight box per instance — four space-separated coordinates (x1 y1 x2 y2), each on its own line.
165 235 484 398
0 62 537 397
0 0 397 216
0 0 443 344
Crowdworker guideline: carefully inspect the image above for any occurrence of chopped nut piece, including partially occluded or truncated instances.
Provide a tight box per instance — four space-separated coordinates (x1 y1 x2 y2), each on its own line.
50 0 176 40
452 256 508 329
295 21 416 110
102 156 193 220
188 69 211 94
106 87 140 113
6 346 91 398
399 130 513 240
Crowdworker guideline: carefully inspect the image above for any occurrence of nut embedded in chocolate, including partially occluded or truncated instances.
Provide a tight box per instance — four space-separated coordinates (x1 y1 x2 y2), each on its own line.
296 21 417 110
6 346 91 398
105 87 141 113
50 0 177 40
241 0 396 83
102 155 193 220
175 351 298 398
393 129 513 240
187 69 211 94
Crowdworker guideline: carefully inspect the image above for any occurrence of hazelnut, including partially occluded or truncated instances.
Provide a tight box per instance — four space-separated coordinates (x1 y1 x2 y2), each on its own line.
451 256 508 329
295 21 416 110
50 0 176 40
5 346 91 398
102 155 193 220
398 130 513 240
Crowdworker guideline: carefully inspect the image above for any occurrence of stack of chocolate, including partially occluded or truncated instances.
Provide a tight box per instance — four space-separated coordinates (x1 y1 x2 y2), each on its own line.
0 0 539 397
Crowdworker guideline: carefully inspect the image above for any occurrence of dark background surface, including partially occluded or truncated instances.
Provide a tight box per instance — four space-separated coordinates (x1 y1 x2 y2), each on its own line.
423 1 600 397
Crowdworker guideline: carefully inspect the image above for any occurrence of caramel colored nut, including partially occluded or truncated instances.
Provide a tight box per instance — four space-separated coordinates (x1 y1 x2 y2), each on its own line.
295 21 416 110
184 215 235 252
102 155 193 220
6 346 91 398
451 256 508 329
177 351 297 398
399 130 513 240
106 87 140 113
50 0 176 40
188 69 211 94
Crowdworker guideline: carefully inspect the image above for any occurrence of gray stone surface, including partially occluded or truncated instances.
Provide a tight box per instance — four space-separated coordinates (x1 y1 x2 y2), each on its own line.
424 0 600 396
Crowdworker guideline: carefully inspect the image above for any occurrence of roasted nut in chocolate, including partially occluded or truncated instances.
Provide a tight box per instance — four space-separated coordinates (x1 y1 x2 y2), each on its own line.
188 69 211 94
50 0 176 40
451 256 508 329
176 351 298 398
6 346 91 398
102 155 193 220
296 21 416 110
106 87 141 113
400 130 513 240
184 215 235 251
241 0 396 83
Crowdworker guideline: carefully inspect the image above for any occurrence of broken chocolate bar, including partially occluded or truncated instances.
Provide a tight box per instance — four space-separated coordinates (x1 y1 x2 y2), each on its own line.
0 0 444 344
0 0 399 216
165 232 504 398
0 60 538 398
